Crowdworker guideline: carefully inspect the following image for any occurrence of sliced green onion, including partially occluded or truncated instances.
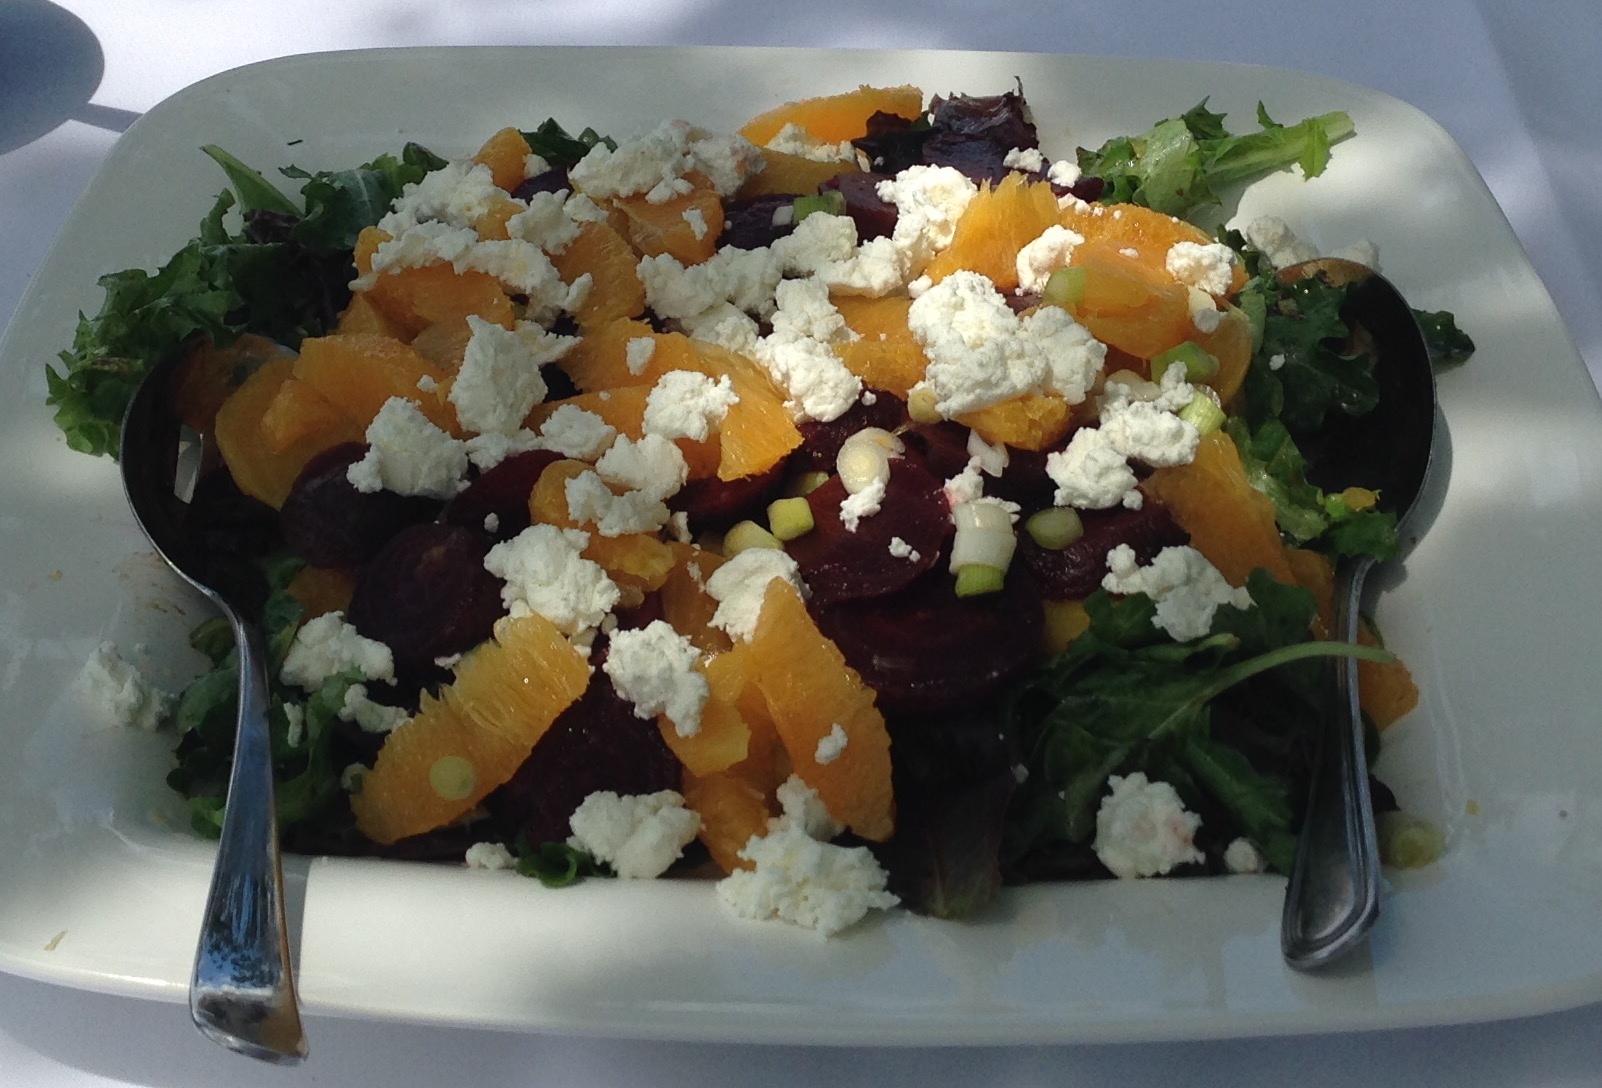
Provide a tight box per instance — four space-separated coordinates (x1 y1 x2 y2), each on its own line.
792 190 848 222
1377 810 1446 869
1177 392 1227 435
950 501 1017 573
1025 507 1084 550
836 427 902 494
1151 340 1220 382
723 519 784 555
429 755 477 801
766 496 816 541
906 386 943 424
1041 266 1088 309
954 564 1006 597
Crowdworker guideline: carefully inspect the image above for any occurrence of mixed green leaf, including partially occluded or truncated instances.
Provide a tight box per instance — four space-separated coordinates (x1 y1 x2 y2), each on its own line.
46 142 445 456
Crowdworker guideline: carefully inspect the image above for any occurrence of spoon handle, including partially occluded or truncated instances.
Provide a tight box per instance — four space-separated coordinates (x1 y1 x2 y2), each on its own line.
189 607 308 1063
1281 554 1383 969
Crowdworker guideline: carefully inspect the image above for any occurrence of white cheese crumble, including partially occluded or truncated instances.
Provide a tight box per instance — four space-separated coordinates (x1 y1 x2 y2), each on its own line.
535 404 617 461
80 642 173 731
814 724 849 766
1224 837 1267 874
339 682 409 734
717 822 898 936
464 841 517 871
1093 773 1204 879
771 774 842 841
347 397 468 499
601 620 709 738
838 474 886 532
568 790 701 879
377 160 503 235
595 433 689 501
279 612 396 690
765 122 859 163
642 370 738 442
1101 544 1253 642
876 164 979 276
887 536 920 562
1164 241 1238 296
567 120 763 203
450 316 577 435
624 335 657 376
1240 215 1317 270
1002 146 1046 172
1015 224 1084 293
907 270 1106 417
705 548 807 642
482 524 620 639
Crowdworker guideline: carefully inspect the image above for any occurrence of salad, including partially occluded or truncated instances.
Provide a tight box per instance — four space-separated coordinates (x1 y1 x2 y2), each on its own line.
53 83 1473 936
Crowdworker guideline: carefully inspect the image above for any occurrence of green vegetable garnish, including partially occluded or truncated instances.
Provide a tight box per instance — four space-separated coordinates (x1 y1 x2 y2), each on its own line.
1078 100 1354 219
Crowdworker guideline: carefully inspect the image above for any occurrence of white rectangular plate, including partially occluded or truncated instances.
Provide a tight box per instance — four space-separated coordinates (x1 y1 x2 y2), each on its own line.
3 46 1601 1045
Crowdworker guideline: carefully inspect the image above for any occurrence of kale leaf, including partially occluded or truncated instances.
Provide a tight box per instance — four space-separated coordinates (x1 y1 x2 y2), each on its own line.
520 119 616 169
1413 307 1477 370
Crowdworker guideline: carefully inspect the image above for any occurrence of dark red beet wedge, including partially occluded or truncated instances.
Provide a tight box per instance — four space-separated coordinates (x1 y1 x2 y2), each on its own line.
487 672 682 848
1016 500 1189 600
669 461 787 535
348 523 507 681
785 459 951 606
813 565 1044 715
443 448 564 541
280 443 441 567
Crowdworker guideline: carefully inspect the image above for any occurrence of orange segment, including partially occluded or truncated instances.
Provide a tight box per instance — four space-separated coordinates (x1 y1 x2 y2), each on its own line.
291 333 456 434
334 292 406 339
172 333 291 435
1141 430 1297 588
549 221 647 328
1064 239 1195 360
1059 199 1249 298
258 376 352 454
1193 303 1253 406
212 355 364 509
656 654 752 777
740 580 894 841
739 85 924 147
363 264 516 341
659 545 732 656
610 185 724 266
524 384 649 439
832 295 928 397
738 150 859 198
472 126 533 192
284 565 357 620
352 613 591 845
956 393 1073 452
923 173 1062 291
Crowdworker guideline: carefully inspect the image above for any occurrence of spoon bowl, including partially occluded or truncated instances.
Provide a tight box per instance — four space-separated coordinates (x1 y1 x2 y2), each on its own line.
120 354 308 1063
1275 257 1439 970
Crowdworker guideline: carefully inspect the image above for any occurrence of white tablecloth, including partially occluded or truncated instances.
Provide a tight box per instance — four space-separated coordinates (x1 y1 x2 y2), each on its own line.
4 1 1600 1084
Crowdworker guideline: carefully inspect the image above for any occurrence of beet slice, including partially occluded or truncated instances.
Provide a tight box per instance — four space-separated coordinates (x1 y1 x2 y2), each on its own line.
814 565 1044 715
793 394 909 473
720 193 797 251
901 422 1056 510
487 671 682 848
279 443 441 567
785 459 951 606
819 171 899 240
1016 500 1189 600
443 448 564 541
348 523 507 681
668 460 787 535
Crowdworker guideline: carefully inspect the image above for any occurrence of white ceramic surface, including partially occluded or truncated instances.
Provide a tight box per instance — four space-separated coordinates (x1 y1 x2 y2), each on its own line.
2 46 1600 1046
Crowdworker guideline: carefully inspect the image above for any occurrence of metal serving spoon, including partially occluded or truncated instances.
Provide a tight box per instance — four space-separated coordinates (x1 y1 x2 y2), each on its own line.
120 355 308 1063
1276 258 1438 970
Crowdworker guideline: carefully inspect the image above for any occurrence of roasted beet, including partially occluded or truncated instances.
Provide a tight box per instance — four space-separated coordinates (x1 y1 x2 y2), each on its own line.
819 171 899 240
813 565 1044 715
348 523 507 681
1016 500 1189 600
928 88 1038 154
443 449 564 541
901 422 1057 510
668 460 787 535
793 393 909 472
785 459 950 606
511 166 571 200
720 193 797 251
487 673 682 847
280 443 441 566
